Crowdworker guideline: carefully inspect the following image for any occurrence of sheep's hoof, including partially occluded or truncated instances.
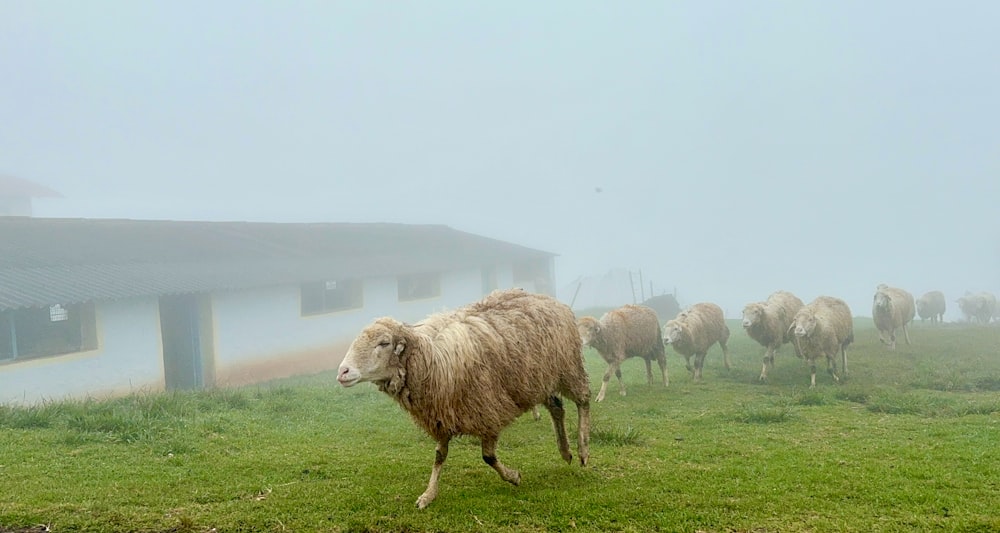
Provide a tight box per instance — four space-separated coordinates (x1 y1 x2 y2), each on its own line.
416 492 435 509
507 470 521 486
619 390 627 397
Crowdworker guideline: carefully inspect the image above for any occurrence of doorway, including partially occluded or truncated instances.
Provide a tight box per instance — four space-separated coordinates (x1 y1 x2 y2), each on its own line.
159 294 213 390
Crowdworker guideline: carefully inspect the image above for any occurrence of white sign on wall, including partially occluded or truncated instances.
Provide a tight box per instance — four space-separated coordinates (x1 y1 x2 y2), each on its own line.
49 304 68 322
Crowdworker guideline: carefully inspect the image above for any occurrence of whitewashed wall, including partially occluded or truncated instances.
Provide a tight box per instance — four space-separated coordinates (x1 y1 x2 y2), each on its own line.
211 265 505 370
0 297 164 405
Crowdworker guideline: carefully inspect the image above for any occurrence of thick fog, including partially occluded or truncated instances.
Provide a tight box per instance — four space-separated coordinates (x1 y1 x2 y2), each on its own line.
3 2 998 319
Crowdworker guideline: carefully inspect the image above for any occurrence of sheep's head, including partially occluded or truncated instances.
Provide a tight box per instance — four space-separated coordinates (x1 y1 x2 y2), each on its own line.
338 317 408 388
742 303 763 329
577 316 600 346
916 298 929 315
873 290 892 310
789 310 817 338
662 319 684 345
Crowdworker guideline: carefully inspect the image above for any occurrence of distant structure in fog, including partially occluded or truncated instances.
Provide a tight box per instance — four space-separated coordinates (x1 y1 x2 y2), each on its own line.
0 175 62 216
0 217 556 405
560 268 674 312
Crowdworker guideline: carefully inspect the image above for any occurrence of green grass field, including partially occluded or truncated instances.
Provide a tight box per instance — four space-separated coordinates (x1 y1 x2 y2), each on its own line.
2 320 999 532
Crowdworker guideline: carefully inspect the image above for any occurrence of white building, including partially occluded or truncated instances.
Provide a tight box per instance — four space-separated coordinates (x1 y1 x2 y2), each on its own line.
0 217 556 404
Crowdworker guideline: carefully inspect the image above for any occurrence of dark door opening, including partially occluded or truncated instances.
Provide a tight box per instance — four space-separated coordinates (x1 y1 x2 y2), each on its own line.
159 294 208 390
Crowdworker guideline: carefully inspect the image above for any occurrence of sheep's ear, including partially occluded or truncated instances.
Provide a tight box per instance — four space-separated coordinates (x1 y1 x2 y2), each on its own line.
394 339 406 356
787 323 795 334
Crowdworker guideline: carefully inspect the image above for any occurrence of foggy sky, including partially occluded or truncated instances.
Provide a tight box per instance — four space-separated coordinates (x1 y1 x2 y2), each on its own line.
2 1 998 319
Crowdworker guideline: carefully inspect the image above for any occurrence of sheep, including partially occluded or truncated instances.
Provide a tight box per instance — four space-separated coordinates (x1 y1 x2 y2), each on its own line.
577 304 668 402
916 290 946 324
741 290 805 381
788 296 854 388
337 289 591 509
662 302 731 381
957 291 997 324
872 284 916 350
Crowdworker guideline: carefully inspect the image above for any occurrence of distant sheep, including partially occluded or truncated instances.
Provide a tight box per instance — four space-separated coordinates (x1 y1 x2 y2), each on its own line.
662 302 731 381
578 304 668 402
957 291 997 324
916 290 946 324
788 296 854 388
742 290 805 381
872 284 916 350
337 289 591 509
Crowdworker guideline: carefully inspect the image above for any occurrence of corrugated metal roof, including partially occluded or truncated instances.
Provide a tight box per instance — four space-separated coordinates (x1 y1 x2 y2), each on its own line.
0 217 554 310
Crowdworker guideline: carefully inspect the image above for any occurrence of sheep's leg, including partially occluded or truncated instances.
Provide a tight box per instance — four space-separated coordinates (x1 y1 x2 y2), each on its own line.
656 355 669 387
826 353 840 383
903 324 912 345
615 367 626 396
759 347 774 381
481 435 520 486
417 438 450 509
575 398 591 467
644 358 654 385
531 406 541 421
720 340 731 370
809 360 818 389
544 395 573 463
683 354 694 376
840 346 848 378
694 352 707 381
596 361 620 402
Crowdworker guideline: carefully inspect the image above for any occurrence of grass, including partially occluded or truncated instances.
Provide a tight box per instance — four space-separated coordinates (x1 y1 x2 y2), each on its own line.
1 321 999 532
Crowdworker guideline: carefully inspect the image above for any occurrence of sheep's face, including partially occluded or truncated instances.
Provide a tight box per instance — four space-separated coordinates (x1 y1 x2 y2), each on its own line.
742 304 763 329
338 319 406 387
916 299 929 315
873 291 892 311
577 317 600 346
662 320 683 345
790 313 817 338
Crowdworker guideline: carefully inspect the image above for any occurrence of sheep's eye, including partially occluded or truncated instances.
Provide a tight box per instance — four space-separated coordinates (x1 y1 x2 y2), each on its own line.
377 341 391 348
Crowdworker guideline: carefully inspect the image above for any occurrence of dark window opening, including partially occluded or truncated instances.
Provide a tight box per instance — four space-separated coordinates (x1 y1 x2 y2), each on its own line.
301 279 364 315
0 302 98 363
512 260 553 294
398 273 441 301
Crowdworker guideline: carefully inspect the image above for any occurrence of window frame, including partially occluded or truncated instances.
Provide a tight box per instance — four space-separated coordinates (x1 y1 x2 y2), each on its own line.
398 272 442 302
300 278 364 316
0 301 99 363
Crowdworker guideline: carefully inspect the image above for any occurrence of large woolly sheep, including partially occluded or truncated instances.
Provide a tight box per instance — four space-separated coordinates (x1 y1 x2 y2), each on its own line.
916 290 946 324
788 296 854 388
742 290 804 381
872 284 916 350
577 304 668 402
337 289 591 509
662 302 731 381
957 291 997 324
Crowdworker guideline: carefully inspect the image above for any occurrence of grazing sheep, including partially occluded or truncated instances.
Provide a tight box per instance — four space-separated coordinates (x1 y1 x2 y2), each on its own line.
872 284 916 350
577 304 668 402
337 289 591 509
742 290 805 381
916 290 946 324
957 291 997 324
662 302 731 381
788 296 854 388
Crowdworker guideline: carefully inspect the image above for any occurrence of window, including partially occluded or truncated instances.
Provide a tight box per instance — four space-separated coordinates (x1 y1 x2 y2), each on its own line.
300 279 363 315
398 272 441 301
0 302 98 363
512 259 553 294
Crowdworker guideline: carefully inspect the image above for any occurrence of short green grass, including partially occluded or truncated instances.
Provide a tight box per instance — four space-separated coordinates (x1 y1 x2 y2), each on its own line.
1 321 999 532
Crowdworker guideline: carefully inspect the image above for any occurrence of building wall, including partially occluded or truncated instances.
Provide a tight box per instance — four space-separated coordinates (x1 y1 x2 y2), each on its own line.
0 297 164 405
210 265 508 385
0 261 533 404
